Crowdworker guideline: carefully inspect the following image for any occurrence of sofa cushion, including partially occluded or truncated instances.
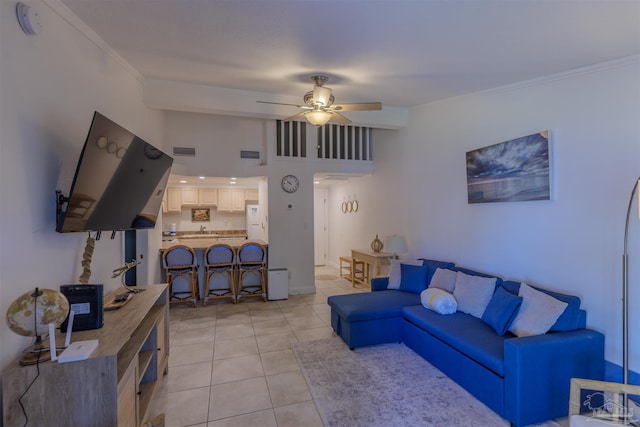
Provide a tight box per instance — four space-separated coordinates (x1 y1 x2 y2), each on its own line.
403 305 507 376
508 283 568 337
418 259 456 284
501 281 582 331
328 290 421 322
399 263 430 293
387 259 424 289
429 267 458 293
481 286 523 336
453 271 497 318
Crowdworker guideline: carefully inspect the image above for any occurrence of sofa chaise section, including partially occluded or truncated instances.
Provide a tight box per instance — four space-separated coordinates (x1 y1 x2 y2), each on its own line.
326 259 605 426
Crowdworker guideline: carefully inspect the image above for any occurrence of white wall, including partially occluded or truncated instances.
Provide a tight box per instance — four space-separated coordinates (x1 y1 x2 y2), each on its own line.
0 1 165 374
329 59 640 371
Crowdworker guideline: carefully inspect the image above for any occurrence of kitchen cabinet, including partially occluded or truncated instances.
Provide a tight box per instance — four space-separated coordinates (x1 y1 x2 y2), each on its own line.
218 188 245 212
181 188 199 205
165 188 182 212
244 189 258 201
198 188 218 205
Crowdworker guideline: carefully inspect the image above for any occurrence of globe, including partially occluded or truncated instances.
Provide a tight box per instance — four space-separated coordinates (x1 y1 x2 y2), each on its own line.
6 288 69 364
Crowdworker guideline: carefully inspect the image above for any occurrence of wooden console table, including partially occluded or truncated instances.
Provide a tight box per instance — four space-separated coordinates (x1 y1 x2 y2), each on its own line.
351 249 392 287
2 284 169 427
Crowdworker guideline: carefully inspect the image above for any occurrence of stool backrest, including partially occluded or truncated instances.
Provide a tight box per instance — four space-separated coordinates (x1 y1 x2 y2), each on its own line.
205 244 235 266
238 242 266 265
163 245 196 268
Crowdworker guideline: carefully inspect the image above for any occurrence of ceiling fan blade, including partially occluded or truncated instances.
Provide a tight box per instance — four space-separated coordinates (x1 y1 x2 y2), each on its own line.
331 102 382 112
329 112 352 126
256 101 309 108
282 111 307 122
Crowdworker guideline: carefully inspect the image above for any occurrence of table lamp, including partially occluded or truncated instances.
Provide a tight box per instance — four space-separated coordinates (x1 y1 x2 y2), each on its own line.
384 235 408 259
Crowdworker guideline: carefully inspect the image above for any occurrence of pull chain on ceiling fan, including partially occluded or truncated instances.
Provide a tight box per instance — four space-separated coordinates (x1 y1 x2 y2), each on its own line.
257 75 382 126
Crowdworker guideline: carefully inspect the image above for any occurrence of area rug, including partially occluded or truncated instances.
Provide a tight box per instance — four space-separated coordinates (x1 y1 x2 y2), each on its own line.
291 337 562 427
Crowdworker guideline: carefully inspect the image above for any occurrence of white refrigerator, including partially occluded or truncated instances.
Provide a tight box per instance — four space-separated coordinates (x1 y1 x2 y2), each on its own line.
246 204 260 241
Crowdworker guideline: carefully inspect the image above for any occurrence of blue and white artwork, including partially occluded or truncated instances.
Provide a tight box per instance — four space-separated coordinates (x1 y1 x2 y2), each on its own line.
466 131 551 204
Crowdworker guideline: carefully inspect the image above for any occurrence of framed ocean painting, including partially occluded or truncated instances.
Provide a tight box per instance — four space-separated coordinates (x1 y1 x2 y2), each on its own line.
466 131 551 204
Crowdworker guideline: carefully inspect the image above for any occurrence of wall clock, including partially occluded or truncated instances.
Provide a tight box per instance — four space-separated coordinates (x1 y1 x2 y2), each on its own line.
281 175 299 193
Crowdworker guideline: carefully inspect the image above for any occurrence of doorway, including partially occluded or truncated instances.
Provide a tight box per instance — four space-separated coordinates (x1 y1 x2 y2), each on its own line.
314 188 328 266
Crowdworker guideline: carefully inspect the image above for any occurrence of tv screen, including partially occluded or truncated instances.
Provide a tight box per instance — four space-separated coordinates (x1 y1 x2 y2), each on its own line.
56 112 173 233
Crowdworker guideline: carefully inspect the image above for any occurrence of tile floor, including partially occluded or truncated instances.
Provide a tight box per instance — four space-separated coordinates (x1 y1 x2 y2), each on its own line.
149 266 366 427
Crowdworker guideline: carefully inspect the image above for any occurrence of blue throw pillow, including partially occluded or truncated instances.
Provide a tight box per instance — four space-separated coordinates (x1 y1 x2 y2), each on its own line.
481 286 523 336
399 263 430 294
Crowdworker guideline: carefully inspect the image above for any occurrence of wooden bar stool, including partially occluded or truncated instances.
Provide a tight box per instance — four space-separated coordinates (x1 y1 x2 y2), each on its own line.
162 245 199 307
203 243 236 305
237 242 267 302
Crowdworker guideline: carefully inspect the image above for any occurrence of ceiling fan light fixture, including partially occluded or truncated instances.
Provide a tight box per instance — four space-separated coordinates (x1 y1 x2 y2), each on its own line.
305 110 332 126
313 85 332 106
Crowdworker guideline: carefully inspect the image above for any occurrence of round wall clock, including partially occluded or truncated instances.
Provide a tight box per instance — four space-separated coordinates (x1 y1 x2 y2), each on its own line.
281 174 299 193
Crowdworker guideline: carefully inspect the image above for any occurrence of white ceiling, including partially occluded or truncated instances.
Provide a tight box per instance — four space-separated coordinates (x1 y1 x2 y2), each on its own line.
60 0 640 112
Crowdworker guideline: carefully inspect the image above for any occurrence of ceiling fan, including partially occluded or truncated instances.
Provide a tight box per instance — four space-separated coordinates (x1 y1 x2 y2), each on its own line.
257 75 382 126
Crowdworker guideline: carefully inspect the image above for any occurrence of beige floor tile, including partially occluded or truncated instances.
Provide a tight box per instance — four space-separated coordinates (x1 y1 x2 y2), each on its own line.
215 323 255 339
170 341 214 367
207 409 277 427
260 349 299 375
280 305 312 319
250 309 285 321
215 312 252 327
252 318 291 336
274 401 323 427
180 305 218 318
211 354 264 385
165 361 212 393
208 377 272 421
285 315 326 331
163 386 211 427
310 303 331 316
265 371 311 407
178 315 217 331
256 332 298 353
214 336 258 360
293 326 335 342
172 327 216 346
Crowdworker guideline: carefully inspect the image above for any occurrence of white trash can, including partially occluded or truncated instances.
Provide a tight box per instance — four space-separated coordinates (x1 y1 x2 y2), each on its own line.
267 268 288 300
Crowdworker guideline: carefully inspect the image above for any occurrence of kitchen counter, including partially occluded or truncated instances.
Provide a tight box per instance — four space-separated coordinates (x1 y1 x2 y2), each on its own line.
161 238 267 250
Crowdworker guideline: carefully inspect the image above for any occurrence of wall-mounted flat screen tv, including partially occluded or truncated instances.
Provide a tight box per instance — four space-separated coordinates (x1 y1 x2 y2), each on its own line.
56 111 173 233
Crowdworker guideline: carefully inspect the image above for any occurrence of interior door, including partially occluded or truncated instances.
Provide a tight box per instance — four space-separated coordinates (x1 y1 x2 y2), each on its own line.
314 188 328 266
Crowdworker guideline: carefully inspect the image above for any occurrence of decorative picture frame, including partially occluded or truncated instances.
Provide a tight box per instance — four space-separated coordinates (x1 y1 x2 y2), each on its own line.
191 208 210 222
466 131 552 204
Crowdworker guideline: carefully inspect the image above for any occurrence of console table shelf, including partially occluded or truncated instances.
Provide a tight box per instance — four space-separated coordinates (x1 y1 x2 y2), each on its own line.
2 284 169 427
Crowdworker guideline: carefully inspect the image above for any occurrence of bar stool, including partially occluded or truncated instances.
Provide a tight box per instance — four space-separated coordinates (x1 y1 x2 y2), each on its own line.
203 243 236 305
236 242 267 302
162 245 199 307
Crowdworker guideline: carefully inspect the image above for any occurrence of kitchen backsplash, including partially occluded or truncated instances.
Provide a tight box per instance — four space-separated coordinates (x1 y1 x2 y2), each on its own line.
163 209 246 232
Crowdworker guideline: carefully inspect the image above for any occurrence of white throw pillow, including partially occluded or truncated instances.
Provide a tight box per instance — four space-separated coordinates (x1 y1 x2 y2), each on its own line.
429 267 458 292
387 259 424 289
420 288 457 315
508 282 568 337
452 271 497 318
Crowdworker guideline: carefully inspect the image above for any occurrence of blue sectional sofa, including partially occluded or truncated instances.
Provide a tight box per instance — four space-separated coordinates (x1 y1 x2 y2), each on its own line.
327 259 605 427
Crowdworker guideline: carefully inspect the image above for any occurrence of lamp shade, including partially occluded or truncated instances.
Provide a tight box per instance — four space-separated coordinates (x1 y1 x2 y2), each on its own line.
384 235 407 255
306 110 332 126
